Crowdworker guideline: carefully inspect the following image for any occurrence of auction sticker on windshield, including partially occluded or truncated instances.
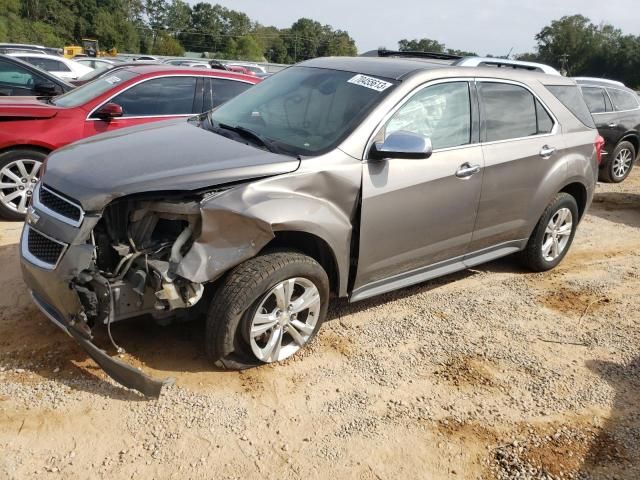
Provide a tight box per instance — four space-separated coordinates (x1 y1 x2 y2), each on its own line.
347 74 393 92
104 76 122 84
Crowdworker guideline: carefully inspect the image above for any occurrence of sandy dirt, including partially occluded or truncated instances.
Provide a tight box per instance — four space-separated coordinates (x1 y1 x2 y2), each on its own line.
1 172 640 479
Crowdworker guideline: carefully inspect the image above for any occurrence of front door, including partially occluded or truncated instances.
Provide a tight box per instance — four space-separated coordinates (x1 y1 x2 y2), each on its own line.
354 81 484 297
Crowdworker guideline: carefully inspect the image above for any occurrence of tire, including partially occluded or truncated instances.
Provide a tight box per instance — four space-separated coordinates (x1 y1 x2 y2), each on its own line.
520 193 579 272
600 141 635 183
0 149 46 220
205 251 330 370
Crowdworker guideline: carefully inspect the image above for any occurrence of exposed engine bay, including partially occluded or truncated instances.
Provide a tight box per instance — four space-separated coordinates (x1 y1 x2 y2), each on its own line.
73 195 208 336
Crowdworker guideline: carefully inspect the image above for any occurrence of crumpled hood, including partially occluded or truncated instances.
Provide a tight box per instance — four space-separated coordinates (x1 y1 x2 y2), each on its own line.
42 119 301 211
0 96 60 119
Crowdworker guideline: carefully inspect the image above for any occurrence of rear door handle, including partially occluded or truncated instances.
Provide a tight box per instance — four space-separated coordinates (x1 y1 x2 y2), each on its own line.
608 123 618 128
455 163 481 178
539 145 556 158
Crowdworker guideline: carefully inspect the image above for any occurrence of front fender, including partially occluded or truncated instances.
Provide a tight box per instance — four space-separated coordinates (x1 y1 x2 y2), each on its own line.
176 154 362 296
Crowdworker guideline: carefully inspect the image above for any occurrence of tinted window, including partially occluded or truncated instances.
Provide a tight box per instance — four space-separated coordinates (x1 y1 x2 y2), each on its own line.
0 59 39 87
53 70 139 107
536 99 554 134
545 85 596 128
581 87 607 113
385 82 471 150
607 88 639 111
111 76 197 116
479 83 538 142
209 78 252 109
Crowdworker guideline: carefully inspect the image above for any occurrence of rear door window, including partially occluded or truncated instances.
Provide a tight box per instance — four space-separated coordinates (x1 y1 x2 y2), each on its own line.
607 88 640 111
384 81 472 150
581 86 608 113
478 82 552 142
208 78 252 109
108 76 198 117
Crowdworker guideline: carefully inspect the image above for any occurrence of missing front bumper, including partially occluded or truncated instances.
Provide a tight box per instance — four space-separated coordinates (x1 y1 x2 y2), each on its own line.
31 291 174 398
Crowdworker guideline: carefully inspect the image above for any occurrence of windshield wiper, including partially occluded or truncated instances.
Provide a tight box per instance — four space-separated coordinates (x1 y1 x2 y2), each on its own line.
216 122 284 155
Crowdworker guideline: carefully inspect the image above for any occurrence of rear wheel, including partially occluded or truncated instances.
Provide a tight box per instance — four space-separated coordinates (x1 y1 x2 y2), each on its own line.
205 251 330 370
600 141 635 183
0 149 46 220
520 193 578 272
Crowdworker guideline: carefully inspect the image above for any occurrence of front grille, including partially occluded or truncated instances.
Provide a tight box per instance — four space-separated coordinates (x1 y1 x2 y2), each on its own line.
39 186 82 223
27 227 66 266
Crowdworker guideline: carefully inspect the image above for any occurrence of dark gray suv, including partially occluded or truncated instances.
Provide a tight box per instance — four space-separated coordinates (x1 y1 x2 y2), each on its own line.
20 57 600 396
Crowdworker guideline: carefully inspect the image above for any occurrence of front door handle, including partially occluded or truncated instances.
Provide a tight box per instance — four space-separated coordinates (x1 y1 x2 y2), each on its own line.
455 163 481 178
539 145 556 158
608 123 618 128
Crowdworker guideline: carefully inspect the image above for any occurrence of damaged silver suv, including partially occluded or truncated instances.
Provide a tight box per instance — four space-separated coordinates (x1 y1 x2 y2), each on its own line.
21 56 600 396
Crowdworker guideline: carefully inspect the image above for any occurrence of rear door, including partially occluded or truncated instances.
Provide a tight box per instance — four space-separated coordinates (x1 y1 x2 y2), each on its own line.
468 80 560 254
84 75 200 136
354 80 484 295
580 85 619 153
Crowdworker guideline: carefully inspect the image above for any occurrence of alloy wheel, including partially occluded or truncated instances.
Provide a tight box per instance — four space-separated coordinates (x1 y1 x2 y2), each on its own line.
541 207 573 262
249 277 321 363
0 159 42 215
612 148 633 179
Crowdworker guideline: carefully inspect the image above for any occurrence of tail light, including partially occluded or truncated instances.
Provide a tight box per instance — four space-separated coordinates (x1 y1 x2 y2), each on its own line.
595 135 605 165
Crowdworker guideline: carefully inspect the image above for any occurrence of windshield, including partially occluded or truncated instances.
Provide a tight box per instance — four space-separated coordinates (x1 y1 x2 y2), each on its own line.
210 66 396 156
52 69 138 107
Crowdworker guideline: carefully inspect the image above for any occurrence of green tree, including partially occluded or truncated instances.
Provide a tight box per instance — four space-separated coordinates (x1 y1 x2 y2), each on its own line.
152 32 184 55
398 38 445 52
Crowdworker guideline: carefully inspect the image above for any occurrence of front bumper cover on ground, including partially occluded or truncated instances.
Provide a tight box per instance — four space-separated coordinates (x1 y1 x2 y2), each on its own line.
31 291 174 398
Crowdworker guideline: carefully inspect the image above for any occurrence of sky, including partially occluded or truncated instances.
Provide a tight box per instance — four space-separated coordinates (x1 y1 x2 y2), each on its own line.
197 0 640 56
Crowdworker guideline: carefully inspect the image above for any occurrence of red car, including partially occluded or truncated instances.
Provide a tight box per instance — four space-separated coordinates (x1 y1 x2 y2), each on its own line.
0 65 260 219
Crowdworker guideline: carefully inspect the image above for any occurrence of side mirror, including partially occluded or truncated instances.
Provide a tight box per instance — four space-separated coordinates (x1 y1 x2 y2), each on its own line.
95 102 123 120
370 131 433 160
34 80 59 96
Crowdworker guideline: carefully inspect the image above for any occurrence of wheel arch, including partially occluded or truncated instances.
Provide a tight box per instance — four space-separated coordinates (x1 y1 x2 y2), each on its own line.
618 133 640 159
559 181 588 220
262 230 340 296
0 144 52 157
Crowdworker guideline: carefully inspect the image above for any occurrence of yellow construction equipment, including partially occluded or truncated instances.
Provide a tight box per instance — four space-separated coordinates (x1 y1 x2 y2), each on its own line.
63 39 117 59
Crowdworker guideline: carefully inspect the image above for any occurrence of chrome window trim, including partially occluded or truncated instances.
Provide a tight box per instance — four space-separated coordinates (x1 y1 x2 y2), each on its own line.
85 74 256 121
364 77 559 159
21 224 68 270
32 183 85 227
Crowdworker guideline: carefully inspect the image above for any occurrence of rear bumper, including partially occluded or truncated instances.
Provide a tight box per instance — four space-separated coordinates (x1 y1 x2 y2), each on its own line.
20 225 173 398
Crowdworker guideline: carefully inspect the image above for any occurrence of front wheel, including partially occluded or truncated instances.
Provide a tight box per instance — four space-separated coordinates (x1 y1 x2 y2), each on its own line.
205 251 330 370
0 149 46 220
520 193 579 272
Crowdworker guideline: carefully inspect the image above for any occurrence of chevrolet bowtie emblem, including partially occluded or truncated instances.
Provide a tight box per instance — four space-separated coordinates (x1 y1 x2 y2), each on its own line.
26 207 40 225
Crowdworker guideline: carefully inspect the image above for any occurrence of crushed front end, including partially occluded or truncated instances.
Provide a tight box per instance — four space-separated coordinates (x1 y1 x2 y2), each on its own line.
20 183 213 397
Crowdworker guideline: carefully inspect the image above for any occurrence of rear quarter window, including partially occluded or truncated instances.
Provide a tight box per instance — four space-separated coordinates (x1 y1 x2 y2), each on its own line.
607 88 640 111
545 85 596 128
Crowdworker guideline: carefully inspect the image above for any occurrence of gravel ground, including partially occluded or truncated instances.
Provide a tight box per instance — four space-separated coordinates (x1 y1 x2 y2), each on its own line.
1 172 639 479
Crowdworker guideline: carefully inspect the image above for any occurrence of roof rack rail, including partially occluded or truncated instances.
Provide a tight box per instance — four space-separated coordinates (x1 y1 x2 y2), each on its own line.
360 48 463 61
